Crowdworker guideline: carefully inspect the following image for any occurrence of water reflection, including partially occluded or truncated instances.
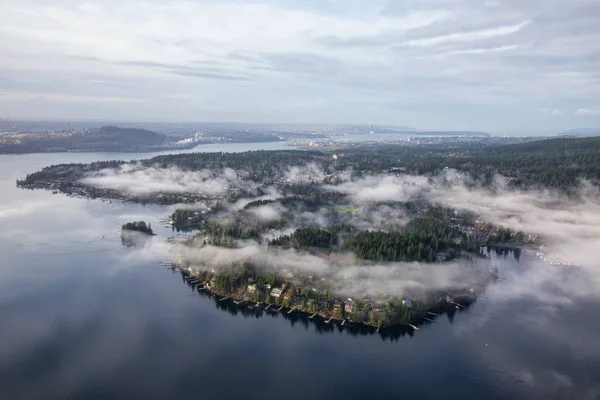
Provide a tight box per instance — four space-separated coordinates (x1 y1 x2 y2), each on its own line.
486 245 522 261
120 232 153 248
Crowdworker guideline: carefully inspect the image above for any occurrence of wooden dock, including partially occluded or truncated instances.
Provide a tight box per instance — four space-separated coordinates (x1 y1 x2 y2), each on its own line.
423 317 435 322
407 323 420 331
219 296 230 302
265 304 272 310
276 306 283 312
426 312 439 316
325 317 333 324
287 307 296 315
309 313 317 319
341 319 346 326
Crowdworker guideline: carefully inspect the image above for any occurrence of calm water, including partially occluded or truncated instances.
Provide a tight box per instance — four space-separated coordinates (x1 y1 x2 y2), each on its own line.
1 144 599 400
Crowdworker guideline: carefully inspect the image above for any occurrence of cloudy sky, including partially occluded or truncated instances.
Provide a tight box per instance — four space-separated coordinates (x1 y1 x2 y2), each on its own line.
1 0 599 134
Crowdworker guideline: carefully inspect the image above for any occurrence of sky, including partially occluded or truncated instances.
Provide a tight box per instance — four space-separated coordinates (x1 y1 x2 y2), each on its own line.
0 0 599 134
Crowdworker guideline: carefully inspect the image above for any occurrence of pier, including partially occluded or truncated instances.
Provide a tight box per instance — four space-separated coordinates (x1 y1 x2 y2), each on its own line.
265 304 271 310
287 307 296 315
407 323 420 331
341 319 346 326
219 296 230 302
325 317 333 324
423 317 435 322
426 312 440 316
276 306 283 312
309 313 317 319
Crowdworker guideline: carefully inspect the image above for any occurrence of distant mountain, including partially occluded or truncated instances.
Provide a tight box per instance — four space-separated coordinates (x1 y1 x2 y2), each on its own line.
557 128 600 138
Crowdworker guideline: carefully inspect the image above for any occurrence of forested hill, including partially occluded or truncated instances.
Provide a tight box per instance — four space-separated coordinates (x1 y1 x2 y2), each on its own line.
96 126 166 146
16 135 600 199
0 125 171 154
480 136 600 154
447 136 600 189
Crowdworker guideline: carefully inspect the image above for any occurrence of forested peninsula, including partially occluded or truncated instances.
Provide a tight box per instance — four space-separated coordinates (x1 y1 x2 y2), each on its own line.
17 136 598 329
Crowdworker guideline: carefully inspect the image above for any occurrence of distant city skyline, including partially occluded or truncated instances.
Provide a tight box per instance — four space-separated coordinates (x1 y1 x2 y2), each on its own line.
1 0 599 135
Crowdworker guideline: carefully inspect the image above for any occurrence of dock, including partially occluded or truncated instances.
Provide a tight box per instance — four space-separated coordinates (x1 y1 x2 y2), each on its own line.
265 304 271 310
423 317 435 322
309 313 317 319
325 317 333 324
426 312 440 316
276 306 283 312
219 296 230 302
341 319 346 326
407 323 420 331
287 307 296 315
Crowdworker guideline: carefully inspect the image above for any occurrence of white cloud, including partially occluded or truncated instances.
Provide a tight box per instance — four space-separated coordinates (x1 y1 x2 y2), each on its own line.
540 108 562 116
403 21 530 48
575 108 600 116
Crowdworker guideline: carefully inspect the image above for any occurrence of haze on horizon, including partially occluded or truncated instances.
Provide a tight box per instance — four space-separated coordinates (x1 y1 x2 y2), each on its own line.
1 0 599 135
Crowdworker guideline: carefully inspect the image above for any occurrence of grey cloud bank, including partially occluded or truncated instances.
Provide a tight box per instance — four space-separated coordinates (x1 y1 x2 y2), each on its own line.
0 0 599 133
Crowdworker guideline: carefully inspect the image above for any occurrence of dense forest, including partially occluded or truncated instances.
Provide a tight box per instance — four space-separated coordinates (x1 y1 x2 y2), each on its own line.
17 136 600 199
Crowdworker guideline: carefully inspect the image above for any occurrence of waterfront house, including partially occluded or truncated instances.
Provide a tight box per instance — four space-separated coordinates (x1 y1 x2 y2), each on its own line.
270 287 283 298
247 284 257 293
344 299 355 313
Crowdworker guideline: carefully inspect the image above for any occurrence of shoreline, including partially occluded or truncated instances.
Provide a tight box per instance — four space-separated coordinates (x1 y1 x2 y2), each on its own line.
170 264 477 332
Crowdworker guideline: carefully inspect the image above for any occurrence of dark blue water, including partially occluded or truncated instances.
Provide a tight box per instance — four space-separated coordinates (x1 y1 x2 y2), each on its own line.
1 147 599 400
